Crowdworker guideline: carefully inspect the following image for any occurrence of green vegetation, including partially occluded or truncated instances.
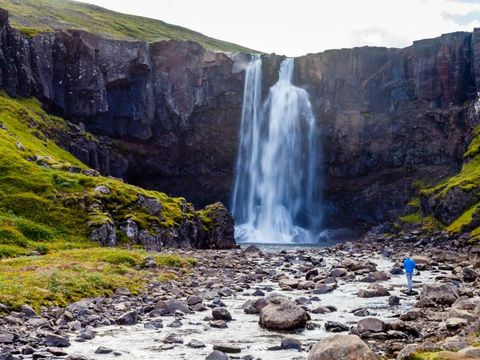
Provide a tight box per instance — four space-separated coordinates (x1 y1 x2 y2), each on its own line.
0 92 204 310
399 212 422 224
0 0 257 53
0 248 192 311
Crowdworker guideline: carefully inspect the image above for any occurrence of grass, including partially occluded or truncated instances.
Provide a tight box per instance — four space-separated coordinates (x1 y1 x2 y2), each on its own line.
0 92 213 258
0 248 193 311
0 0 257 53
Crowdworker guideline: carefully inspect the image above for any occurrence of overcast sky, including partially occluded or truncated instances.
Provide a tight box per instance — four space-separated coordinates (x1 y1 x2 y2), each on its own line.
74 0 480 56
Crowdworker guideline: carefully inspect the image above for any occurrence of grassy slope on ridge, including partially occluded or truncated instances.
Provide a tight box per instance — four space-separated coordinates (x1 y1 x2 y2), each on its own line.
0 0 256 53
0 93 195 310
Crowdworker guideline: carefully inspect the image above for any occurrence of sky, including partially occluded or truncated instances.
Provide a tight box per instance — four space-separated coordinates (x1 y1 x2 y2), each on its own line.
74 0 480 56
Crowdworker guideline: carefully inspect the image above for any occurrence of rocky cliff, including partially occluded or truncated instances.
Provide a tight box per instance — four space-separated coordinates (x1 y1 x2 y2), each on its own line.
0 7 479 230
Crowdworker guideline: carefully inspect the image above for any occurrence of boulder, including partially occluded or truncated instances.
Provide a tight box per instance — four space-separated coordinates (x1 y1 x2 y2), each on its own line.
307 334 376 360
259 297 310 331
212 307 232 321
356 318 387 334
421 283 459 305
358 284 390 298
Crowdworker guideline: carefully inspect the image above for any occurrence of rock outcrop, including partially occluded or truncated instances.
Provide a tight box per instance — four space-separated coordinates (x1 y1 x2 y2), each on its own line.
0 7 479 228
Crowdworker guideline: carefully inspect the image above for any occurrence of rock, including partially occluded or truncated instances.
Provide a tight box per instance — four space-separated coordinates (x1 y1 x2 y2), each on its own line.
325 321 349 332
206 350 231 360
357 318 387 334
200 203 236 249
421 283 459 305
144 319 164 329
163 333 183 344
463 267 479 282
358 283 390 298
212 307 232 321
446 317 468 330
213 344 241 353
243 245 262 254
259 297 310 331
390 265 403 275
281 337 302 350
187 295 203 306
306 268 319 280
0 334 14 343
20 304 37 317
389 295 400 306
218 287 234 297
138 195 162 215
163 299 192 314
279 278 299 289
141 256 157 268
115 287 131 296
447 308 476 323
91 221 117 247
353 308 370 317
44 333 71 347
307 334 376 360
95 347 113 354
94 185 110 194
79 328 95 340
313 284 334 294
116 310 138 325
15 142 24 151
329 267 348 277
210 320 228 328
187 339 206 348
400 309 422 321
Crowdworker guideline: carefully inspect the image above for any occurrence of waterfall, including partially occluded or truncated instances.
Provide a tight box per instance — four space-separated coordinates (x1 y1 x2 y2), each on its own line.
232 57 322 244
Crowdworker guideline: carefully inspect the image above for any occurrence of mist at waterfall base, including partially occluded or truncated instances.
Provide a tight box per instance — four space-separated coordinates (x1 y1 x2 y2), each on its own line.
231 57 322 244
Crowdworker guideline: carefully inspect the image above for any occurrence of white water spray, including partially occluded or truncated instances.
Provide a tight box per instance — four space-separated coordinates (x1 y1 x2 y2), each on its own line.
232 57 321 243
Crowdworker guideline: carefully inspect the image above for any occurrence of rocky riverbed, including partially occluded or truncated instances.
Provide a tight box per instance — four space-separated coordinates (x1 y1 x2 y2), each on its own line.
1 232 480 360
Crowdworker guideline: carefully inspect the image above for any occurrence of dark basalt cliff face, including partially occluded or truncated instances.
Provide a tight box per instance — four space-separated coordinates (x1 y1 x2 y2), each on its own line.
0 7 478 229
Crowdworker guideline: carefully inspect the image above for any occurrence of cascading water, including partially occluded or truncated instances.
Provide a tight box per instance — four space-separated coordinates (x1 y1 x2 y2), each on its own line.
232 57 322 244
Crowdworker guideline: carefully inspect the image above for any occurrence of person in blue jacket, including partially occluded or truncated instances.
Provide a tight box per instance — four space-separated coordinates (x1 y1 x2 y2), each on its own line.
403 256 417 292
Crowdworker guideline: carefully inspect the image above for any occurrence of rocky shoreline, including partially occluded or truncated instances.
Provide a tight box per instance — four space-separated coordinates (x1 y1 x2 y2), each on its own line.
0 232 479 360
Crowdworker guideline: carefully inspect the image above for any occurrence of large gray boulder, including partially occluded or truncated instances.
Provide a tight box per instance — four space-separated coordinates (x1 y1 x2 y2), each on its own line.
259 297 310 331
307 334 377 360
420 283 459 305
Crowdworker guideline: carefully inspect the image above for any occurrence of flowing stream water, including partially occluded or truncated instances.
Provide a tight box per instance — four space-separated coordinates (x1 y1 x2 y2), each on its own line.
232 57 321 244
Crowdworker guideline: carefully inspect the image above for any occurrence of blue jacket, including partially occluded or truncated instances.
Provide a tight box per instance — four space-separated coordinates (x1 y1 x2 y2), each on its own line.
403 258 416 273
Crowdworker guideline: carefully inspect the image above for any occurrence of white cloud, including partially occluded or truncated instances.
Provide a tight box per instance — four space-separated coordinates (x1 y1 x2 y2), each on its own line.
73 0 480 56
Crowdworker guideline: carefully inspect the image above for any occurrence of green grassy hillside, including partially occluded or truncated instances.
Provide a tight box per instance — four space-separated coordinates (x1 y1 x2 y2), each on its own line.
0 93 201 310
0 0 256 53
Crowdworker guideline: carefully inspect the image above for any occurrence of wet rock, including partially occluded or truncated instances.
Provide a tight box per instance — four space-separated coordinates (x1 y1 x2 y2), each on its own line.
357 317 387 334
95 347 113 354
389 295 400 306
329 268 348 278
116 310 138 325
44 333 71 347
144 319 164 329
325 321 349 332
163 299 192 314
163 333 183 344
212 307 232 321
259 297 310 331
307 334 376 360
213 344 241 353
353 308 370 317
390 265 403 275
206 350 231 360
313 284 334 294
358 283 390 298
210 320 228 328
187 339 206 348
79 327 95 340
281 337 302 350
